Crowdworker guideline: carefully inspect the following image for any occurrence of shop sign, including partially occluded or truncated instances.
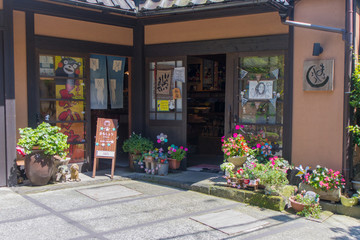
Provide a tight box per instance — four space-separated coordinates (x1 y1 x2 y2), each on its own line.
303 59 334 91
157 100 170 112
94 118 118 158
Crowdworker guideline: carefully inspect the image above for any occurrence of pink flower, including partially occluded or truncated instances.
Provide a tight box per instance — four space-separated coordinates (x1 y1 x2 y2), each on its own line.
157 139 161 143
222 136 225 139
16 146 26 157
173 149 176 152
180 146 184 149
235 125 240 130
256 144 261 148
319 181 324 186
240 125 244 128
233 133 238 138
185 148 188 152
226 152 231 156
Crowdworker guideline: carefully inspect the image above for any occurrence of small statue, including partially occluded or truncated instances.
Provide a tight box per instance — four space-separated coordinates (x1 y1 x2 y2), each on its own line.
70 164 81 182
56 165 69 183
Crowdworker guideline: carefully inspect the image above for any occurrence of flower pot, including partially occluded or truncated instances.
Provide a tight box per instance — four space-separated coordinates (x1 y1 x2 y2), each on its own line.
129 154 141 171
157 163 169 176
289 196 319 212
25 150 56 186
340 196 359 207
299 182 341 203
168 158 181 170
133 161 145 173
227 156 247 169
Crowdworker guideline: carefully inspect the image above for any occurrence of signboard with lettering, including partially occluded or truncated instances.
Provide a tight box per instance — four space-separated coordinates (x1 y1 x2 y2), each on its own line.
92 118 118 179
303 59 334 91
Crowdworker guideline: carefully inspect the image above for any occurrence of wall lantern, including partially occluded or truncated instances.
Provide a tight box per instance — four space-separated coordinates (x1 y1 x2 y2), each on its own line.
312 43 323 56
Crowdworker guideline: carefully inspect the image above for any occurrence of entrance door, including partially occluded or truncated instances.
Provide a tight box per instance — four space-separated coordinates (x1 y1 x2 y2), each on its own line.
145 57 187 148
226 52 286 157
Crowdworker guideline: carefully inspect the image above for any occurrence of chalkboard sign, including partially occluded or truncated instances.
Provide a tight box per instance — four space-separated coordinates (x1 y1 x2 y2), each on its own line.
92 118 118 179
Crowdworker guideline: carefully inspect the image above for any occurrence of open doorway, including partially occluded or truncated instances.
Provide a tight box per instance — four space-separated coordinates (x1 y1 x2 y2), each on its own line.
186 54 226 170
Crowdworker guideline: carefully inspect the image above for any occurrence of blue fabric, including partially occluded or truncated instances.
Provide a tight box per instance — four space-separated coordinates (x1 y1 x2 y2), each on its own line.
107 56 126 109
90 54 108 109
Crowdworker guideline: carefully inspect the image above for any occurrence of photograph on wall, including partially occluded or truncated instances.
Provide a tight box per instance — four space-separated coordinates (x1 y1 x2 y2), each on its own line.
303 59 334 91
54 56 83 78
248 80 273 100
90 54 108 109
107 56 126 109
39 55 55 77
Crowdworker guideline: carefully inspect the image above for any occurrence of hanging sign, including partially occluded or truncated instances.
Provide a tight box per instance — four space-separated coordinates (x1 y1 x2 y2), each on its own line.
173 67 186 83
107 56 126 109
157 100 170 112
156 70 172 95
303 59 334 91
90 55 108 109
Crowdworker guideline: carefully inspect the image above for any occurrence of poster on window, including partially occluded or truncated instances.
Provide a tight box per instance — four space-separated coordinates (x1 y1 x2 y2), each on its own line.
107 56 126 109
54 56 83 78
39 55 55 77
156 70 172 96
248 80 273 100
90 55 108 109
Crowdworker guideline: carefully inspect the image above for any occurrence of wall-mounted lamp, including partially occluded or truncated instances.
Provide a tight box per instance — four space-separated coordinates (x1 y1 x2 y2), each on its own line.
313 43 323 56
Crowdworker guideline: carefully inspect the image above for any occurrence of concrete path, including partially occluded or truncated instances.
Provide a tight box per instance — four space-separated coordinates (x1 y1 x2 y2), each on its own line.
1 179 359 240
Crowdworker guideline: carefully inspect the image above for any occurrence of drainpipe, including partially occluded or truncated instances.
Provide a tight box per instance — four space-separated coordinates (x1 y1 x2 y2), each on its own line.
343 0 354 190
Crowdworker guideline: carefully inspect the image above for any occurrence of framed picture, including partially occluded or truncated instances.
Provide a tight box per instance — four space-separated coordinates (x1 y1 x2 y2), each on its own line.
248 80 273 100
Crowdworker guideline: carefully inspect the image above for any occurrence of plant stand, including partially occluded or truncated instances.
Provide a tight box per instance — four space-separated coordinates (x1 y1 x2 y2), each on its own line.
144 156 157 175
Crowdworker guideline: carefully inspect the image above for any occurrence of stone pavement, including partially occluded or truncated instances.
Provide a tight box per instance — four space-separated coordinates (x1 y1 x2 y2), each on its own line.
1 179 360 239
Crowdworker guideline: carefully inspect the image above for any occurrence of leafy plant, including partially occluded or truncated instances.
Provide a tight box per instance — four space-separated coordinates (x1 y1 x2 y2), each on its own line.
17 122 69 158
221 125 253 160
220 162 235 172
294 191 321 219
349 63 360 146
122 132 154 155
167 145 188 161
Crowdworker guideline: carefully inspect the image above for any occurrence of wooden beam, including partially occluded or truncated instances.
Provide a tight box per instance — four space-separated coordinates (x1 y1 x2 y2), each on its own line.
4 1 17 186
0 29 6 187
13 0 137 28
34 35 134 57
145 34 289 57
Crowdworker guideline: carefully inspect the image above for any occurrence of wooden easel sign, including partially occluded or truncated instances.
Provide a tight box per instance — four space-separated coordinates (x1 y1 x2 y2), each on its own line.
92 118 118 179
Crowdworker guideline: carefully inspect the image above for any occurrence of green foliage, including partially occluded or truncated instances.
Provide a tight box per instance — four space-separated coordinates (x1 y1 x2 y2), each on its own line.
122 132 154 154
17 122 69 158
349 64 360 146
294 193 322 219
168 145 187 161
348 125 360 146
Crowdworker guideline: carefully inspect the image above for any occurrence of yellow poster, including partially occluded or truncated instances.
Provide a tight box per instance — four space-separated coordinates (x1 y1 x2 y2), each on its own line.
157 100 169 112
54 56 83 78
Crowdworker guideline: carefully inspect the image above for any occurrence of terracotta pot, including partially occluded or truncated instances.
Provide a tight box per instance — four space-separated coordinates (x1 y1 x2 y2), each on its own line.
25 150 56 186
168 158 181 169
299 182 341 203
289 196 319 212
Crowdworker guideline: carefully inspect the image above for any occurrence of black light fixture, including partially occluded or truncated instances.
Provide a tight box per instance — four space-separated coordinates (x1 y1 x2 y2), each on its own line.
313 43 323 56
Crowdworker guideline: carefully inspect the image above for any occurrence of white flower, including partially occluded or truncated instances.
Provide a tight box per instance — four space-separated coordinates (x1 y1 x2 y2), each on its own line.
315 177 319 181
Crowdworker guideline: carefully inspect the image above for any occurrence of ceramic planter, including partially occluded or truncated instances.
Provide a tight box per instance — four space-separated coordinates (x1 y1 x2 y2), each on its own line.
25 150 56 186
288 196 320 212
227 156 247 169
299 182 341 203
168 158 181 169
340 196 359 207
157 163 169 176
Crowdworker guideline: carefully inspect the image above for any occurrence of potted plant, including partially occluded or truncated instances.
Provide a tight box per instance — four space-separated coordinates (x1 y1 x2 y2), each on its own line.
289 190 321 219
122 132 154 170
17 122 69 186
299 165 345 203
221 125 253 169
220 162 235 177
156 148 169 176
340 191 359 207
260 157 290 195
167 145 188 170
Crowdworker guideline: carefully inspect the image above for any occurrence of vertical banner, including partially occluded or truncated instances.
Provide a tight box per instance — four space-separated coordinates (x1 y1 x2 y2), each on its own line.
90 54 108 109
107 56 126 109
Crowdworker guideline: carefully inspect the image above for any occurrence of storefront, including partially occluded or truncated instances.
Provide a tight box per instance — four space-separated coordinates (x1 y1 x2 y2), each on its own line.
0 0 357 186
